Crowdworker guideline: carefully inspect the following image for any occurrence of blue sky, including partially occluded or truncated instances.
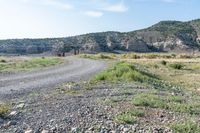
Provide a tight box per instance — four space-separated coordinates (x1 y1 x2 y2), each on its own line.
0 0 199 39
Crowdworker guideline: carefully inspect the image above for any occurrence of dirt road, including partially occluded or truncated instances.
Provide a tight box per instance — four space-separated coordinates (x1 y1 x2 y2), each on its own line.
0 57 106 95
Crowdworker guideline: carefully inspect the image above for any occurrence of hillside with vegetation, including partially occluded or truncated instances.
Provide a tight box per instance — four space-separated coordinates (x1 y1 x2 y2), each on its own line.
0 19 200 54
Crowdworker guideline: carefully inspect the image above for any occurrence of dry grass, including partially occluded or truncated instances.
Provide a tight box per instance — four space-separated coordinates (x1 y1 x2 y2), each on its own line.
122 58 200 92
0 104 10 118
82 53 200 91
0 56 64 72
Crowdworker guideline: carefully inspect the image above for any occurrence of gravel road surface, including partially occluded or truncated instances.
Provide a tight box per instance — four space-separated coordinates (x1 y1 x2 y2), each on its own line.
0 56 106 95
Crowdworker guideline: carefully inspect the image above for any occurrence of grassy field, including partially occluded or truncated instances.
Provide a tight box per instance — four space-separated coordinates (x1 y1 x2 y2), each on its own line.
82 53 200 132
126 58 200 92
0 56 64 72
83 53 200 91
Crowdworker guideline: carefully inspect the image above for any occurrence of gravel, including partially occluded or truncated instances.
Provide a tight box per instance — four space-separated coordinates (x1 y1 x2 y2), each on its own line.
0 57 106 97
0 82 175 133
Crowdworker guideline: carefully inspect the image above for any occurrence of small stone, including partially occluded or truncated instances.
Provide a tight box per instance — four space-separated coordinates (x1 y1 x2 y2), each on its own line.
120 125 125 130
16 103 25 109
9 111 18 116
71 127 80 132
24 129 33 133
41 129 49 133
85 131 92 133
7 120 17 126
88 127 94 131
50 119 55 123
50 127 56 132
66 84 73 89
123 128 130 132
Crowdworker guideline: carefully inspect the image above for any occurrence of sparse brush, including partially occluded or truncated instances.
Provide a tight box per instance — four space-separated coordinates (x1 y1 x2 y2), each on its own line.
179 54 193 59
80 53 113 60
0 104 10 118
161 60 167 65
114 112 137 124
171 54 177 58
0 59 6 63
97 54 113 59
93 62 150 82
132 93 200 115
170 63 184 70
114 108 144 124
171 120 200 133
127 108 145 117
132 93 166 108
153 64 159 68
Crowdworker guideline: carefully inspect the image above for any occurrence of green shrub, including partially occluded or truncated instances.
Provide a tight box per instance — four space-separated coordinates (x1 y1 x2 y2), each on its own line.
127 108 145 117
97 54 113 59
93 62 150 82
132 93 200 115
167 95 184 103
0 59 6 63
171 121 200 133
95 73 107 81
167 103 200 115
80 54 113 60
161 60 167 65
167 102 186 112
171 54 177 58
170 63 184 70
153 64 159 69
0 104 10 117
128 54 140 59
144 54 160 59
114 112 137 124
132 93 166 108
114 108 144 124
110 97 124 103
179 54 192 59
93 61 181 92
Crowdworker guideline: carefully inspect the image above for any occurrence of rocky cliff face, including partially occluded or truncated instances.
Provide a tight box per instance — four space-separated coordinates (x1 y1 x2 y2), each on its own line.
0 19 200 54
129 21 199 53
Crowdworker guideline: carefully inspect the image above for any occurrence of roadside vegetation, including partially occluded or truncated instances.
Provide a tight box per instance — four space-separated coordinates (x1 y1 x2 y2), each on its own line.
80 52 199 60
93 62 154 82
0 56 63 72
0 104 10 118
170 121 200 133
132 93 200 115
114 108 144 124
82 52 200 132
83 52 200 91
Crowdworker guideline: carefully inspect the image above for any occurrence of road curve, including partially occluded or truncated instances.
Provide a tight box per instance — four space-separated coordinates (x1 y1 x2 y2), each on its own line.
0 57 106 95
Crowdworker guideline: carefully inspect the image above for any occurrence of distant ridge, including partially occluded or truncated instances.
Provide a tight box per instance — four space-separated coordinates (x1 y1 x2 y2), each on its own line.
0 19 200 54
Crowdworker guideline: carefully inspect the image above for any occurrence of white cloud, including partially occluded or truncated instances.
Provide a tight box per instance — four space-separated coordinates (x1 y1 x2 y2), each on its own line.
42 0 73 10
85 11 103 17
103 1 128 13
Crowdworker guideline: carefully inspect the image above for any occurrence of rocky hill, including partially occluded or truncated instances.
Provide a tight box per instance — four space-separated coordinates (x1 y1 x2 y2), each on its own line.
0 19 200 54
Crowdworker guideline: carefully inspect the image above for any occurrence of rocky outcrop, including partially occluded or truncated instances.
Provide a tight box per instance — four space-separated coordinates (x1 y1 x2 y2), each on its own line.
0 19 200 54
